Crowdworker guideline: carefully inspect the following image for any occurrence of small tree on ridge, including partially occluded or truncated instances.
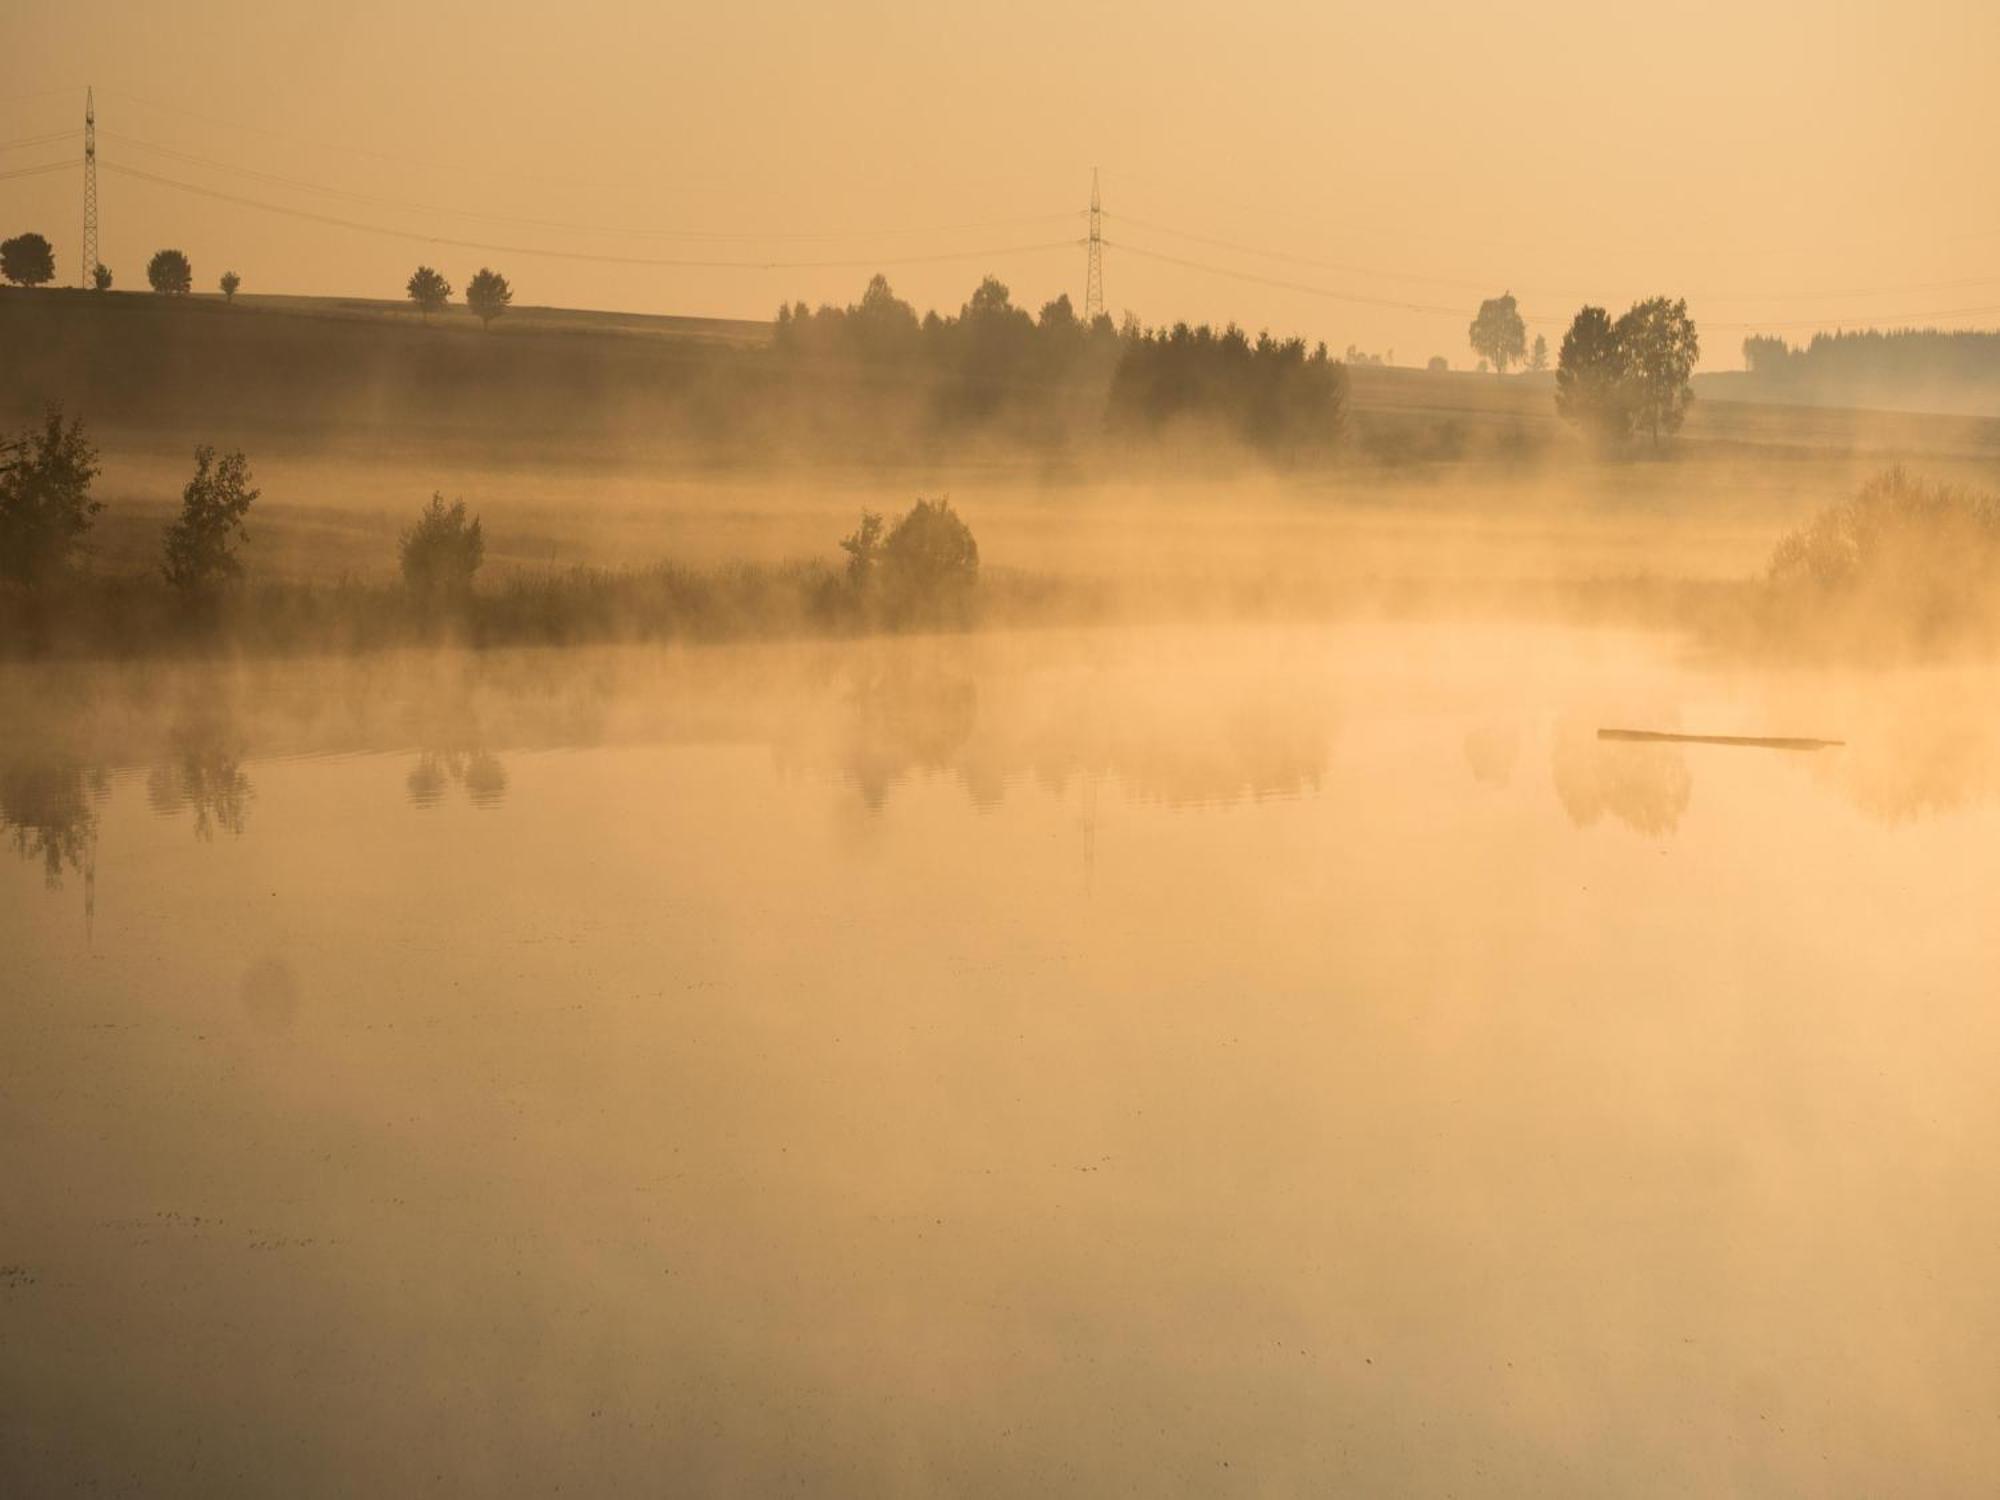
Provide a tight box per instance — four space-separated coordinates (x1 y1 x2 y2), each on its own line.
1469 292 1527 376
466 268 512 330
1 233 56 288
148 249 193 296
407 265 452 322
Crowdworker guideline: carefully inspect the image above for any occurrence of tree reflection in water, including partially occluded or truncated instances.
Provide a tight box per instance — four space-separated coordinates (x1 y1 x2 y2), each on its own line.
147 713 254 841
1 756 105 887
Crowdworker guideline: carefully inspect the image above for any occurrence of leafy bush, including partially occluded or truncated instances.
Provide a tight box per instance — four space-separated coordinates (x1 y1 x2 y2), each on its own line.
839 498 979 624
1766 468 2000 644
400 493 485 602
162 446 257 597
0 410 101 585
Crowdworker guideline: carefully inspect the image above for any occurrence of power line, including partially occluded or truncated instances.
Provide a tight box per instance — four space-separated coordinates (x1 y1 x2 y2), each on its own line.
1108 208 2000 308
1105 237 2000 334
98 128 1082 244
0 158 73 183
103 159 1083 271
0 128 82 153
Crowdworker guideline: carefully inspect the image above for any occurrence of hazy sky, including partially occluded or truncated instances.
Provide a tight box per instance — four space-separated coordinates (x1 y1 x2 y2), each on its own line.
6 0 1997 366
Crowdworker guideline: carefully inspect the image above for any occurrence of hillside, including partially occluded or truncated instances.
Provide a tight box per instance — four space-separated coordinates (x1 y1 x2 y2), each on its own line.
7 286 2000 475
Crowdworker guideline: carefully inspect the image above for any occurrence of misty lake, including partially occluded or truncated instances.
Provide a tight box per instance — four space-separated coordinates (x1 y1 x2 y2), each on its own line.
6 620 1998 1495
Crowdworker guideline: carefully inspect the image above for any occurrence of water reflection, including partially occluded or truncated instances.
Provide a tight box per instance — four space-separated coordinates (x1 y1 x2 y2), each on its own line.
1549 716 1693 836
147 713 254 840
783 638 1333 813
407 748 510 809
402 678 511 809
1 755 105 888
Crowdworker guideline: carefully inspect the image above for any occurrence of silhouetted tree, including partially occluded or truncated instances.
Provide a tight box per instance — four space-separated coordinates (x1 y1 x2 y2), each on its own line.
465 267 512 329
1555 306 1629 444
407 264 452 322
1 233 56 288
148 249 193 295
879 498 979 621
1615 296 1699 448
839 510 885 587
0 410 101 585
1469 292 1527 376
1742 334 1791 376
399 492 485 602
1426 355 1449 373
1529 333 1549 373
219 270 241 302
91 262 112 291
162 446 257 597
1107 320 1347 456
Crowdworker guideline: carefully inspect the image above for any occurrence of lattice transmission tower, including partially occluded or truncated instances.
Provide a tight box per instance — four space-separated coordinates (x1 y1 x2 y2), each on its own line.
81 87 99 288
1083 168 1105 325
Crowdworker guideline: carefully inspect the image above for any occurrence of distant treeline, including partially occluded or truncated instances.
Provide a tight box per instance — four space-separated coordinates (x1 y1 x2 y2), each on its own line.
0 273 1347 466
774 274 1347 457
1741 329 2000 406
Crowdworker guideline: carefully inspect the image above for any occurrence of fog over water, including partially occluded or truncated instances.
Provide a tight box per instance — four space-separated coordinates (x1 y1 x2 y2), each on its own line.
7 622 1999 1495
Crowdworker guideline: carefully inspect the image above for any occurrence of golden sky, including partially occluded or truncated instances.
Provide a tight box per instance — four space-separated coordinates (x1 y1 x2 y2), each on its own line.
6 0 1997 366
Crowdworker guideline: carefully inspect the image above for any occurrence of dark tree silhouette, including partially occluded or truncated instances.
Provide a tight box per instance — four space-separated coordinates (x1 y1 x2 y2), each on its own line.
1469 292 1527 376
407 264 452 322
465 267 512 329
91 262 112 291
1107 320 1347 456
1529 334 1549 373
1426 355 1449 373
1 232 56 288
219 270 241 302
0 410 101 585
1615 297 1699 447
839 510 885 587
1555 306 1629 444
400 492 485 602
1742 335 1791 375
162 446 258 597
879 498 979 620
148 249 193 295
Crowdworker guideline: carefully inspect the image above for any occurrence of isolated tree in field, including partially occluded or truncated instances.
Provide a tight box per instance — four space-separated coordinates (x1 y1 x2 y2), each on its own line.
1555 305 1629 444
91 262 112 291
400 493 485 602
162 446 257 597
1529 334 1549 373
465 267 512 329
1614 297 1699 448
1 233 56 288
1468 292 1527 376
0 410 102 585
1426 355 1449 373
219 270 241 302
406 264 451 322
148 249 193 296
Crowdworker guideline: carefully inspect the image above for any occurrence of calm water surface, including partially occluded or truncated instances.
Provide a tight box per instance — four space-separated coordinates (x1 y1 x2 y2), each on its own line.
5 622 1998 1496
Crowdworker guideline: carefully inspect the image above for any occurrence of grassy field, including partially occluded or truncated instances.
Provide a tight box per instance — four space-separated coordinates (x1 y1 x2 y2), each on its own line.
8 286 2000 613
